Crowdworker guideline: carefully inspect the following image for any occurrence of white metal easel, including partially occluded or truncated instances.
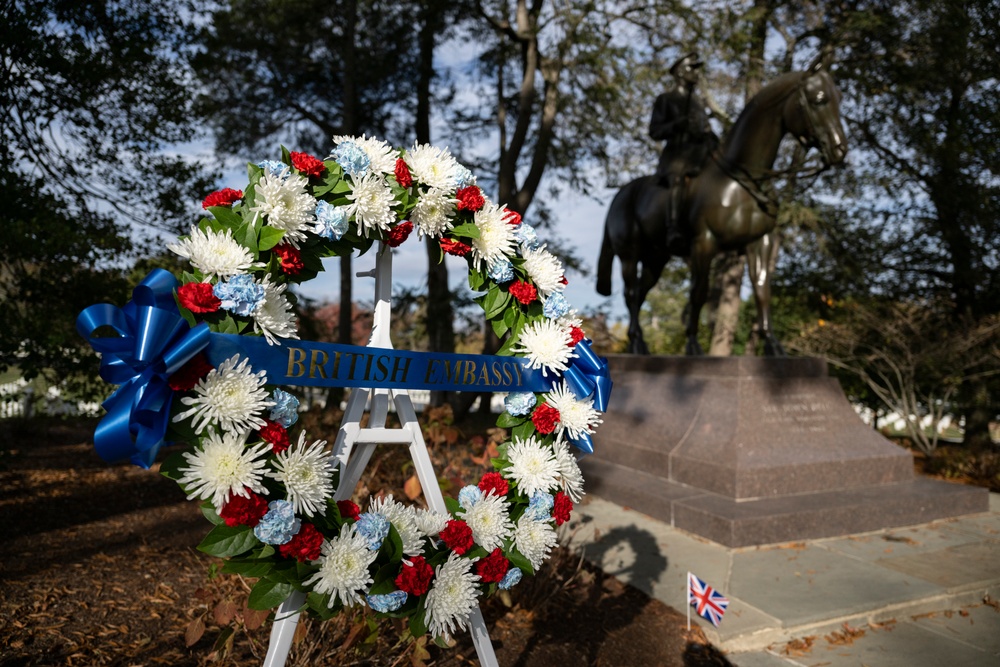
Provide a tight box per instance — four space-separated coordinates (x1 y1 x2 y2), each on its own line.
261 244 499 667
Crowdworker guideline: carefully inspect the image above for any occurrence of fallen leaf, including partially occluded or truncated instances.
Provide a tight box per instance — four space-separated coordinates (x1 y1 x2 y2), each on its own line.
404 474 422 500
184 617 205 647
214 599 237 626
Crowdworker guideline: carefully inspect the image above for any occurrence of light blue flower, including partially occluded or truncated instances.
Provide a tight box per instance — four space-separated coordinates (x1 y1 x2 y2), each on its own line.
257 160 290 179
213 274 265 317
514 223 540 250
454 165 475 189
366 590 408 613
525 491 554 521
499 567 523 590
269 389 299 427
458 485 483 510
355 512 391 551
487 258 514 283
332 141 370 179
543 292 570 319
254 500 301 545
314 200 349 240
505 392 536 417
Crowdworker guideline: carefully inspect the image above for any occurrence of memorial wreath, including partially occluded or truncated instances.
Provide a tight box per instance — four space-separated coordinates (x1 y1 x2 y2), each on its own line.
77 136 611 642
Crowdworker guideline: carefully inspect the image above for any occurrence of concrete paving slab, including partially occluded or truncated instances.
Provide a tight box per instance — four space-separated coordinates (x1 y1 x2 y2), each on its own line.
909 603 1000 657
728 543 940 626
934 511 1000 540
876 540 1000 588
818 521 987 562
730 650 798 667
778 620 993 667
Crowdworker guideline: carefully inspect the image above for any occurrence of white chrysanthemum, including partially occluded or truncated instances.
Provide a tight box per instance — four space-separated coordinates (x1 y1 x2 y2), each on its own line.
544 380 603 441
521 245 564 297
513 515 558 570
332 134 396 175
411 187 456 238
425 552 481 641
463 492 513 552
511 319 575 376
553 437 586 503
177 431 271 508
173 355 273 435
250 170 316 248
253 276 299 345
414 508 449 537
556 314 583 331
167 226 259 281
504 436 560 498
268 432 336 517
471 201 517 268
404 142 461 190
368 495 424 555
305 523 377 607
346 172 397 237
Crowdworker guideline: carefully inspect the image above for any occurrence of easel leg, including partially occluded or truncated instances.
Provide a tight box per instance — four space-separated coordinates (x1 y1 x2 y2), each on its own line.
261 590 307 667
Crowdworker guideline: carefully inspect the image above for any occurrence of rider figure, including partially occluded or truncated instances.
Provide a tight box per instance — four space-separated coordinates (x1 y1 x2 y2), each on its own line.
649 52 718 255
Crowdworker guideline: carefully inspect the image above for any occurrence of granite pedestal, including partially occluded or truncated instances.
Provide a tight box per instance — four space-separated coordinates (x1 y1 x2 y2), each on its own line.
581 355 989 547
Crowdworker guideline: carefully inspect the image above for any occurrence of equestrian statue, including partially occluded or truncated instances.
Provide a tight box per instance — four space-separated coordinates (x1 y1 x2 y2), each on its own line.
596 54 848 355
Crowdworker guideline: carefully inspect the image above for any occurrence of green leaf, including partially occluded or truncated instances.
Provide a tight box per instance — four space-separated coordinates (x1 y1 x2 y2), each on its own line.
159 451 188 481
368 562 401 596
200 502 225 526
258 226 285 252
450 222 480 239
408 599 428 637
208 205 242 229
247 579 295 610
506 547 535 576
468 267 486 291
221 559 273 578
444 496 462 516
307 592 340 620
496 331 520 356
378 525 404 563
495 411 526 428
197 524 259 558
491 317 510 339
484 287 511 319
512 419 537 441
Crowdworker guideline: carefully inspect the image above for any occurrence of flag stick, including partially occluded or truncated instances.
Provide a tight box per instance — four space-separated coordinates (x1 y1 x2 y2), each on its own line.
686 572 691 632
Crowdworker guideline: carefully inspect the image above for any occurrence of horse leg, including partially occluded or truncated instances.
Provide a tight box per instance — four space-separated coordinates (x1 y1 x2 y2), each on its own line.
746 231 785 356
685 234 716 356
621 257 649 355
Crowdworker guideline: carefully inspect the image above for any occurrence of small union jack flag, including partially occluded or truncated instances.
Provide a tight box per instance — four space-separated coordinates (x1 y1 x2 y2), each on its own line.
688 572 729 627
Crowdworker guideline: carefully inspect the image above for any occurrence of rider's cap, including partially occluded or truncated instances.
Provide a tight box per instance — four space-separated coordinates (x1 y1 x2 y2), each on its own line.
670 52 703 76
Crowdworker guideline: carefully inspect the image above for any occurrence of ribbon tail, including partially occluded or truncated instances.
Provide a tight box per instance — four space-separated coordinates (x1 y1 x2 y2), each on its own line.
569 433 594 455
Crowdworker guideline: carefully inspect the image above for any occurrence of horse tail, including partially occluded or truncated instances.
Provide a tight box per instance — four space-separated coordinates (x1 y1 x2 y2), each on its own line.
596 222 614 296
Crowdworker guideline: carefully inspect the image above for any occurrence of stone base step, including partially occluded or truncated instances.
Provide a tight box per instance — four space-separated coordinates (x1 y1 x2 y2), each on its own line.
579 458 990 548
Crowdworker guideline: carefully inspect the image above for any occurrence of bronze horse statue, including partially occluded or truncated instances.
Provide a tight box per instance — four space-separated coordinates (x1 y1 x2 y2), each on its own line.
596 62 848 355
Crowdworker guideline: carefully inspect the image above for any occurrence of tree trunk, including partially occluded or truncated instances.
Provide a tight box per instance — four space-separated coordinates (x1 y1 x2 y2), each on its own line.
708 252 745 355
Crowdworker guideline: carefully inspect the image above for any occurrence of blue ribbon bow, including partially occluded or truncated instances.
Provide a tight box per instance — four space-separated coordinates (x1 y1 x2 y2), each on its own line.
561 339 614 454
76 269 210 468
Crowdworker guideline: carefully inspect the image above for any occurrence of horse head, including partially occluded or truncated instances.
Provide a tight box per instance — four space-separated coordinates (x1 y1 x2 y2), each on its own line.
785 62 848 167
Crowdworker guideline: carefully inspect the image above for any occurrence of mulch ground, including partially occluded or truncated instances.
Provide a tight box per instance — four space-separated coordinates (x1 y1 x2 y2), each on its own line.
0 417 725 667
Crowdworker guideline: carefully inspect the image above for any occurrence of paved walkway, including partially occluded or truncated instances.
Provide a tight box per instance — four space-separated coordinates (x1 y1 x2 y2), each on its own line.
566 491 1000 666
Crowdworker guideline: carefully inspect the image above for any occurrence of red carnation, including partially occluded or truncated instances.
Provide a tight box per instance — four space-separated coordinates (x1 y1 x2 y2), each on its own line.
202 188 243 209
440 238 471 257
455 185 486 212
504 210 522 226
478 472 509 497
395 555 435 596
553 491 573 526
273 244 305 275
569 326 586 346
475 548 511 584
386 221 413 248
531 403 560 435
219 491 269 528
290 151 326 178
259 419 290 453
167 352 214 391
560 276 569 285
278 522 324 561
395 158 413 188
337 499 361 521
509 280 537 305
439 519 474 555
177 282 221 314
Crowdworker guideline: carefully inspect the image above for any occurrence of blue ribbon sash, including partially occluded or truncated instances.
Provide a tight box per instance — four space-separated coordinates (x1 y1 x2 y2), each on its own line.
78 270 612 466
